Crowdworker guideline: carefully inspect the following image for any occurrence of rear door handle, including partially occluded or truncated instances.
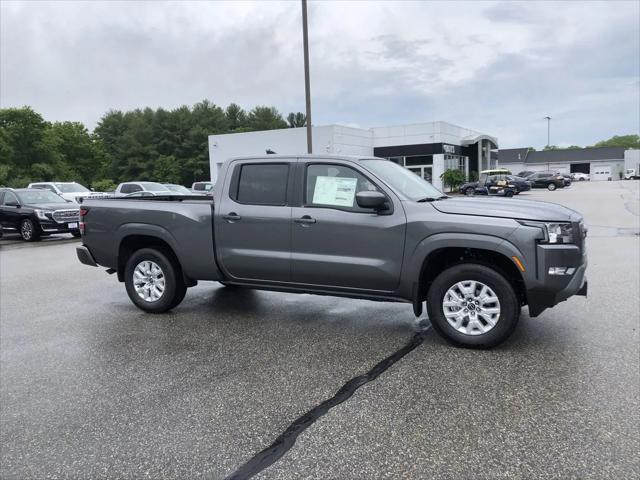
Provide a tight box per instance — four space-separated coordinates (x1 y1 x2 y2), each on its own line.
294 215 316 225
223 213 241 222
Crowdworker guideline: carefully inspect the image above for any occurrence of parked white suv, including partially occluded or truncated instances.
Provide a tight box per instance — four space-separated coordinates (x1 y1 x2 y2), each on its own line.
27 182 108 202
114 182 172 197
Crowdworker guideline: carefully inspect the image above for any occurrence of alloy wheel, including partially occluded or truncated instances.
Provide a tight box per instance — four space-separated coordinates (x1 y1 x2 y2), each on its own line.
133 260 166 302
21 221 33 240
442 280 501 335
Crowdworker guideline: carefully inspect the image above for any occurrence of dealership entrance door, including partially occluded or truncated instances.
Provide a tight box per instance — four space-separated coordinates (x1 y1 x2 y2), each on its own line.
408 166 433 182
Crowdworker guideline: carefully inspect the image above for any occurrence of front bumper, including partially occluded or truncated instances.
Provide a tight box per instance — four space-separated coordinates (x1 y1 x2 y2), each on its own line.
526 243 587 317
40 219 79 233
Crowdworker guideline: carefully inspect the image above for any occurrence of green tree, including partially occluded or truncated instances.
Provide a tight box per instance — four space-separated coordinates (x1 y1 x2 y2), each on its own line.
247 106 288 131
153 155 181 183
225 103 247 132
593 134 640 149
440 169 466 192
287 112 306 128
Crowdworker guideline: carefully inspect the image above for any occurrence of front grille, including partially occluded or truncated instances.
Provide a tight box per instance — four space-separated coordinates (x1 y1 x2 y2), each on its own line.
52 209 80 223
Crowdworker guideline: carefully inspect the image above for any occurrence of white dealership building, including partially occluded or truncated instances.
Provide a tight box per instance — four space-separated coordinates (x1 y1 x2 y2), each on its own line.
208 122 498 191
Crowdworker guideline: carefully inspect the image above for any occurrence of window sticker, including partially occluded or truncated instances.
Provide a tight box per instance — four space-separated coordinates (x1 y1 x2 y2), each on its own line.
312 176 357 207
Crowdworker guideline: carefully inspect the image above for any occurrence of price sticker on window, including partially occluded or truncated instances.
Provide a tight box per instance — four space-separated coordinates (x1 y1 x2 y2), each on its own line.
312 176 357 207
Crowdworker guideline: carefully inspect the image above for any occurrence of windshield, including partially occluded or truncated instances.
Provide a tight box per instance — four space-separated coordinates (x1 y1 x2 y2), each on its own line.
165 184 191 194
17 190 67 204
55 182 90 193
361 159 442 200
139 182 170 191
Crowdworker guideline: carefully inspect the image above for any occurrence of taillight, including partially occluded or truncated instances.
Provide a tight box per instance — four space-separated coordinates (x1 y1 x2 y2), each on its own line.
79 207 89 235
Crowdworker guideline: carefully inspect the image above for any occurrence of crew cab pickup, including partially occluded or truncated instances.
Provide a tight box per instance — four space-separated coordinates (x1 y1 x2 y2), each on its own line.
76 155 587 348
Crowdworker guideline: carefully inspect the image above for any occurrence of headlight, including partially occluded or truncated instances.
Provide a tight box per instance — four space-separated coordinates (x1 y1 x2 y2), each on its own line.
545 223 574 244
34 209 52 220
519 221 575 244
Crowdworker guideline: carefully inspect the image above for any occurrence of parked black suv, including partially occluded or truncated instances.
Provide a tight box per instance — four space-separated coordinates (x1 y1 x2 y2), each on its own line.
526 172 565 191
0 188 81 241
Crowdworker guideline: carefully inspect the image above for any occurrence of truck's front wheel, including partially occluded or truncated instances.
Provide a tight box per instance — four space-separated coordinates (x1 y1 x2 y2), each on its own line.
124 248 187 313
426 264 520 348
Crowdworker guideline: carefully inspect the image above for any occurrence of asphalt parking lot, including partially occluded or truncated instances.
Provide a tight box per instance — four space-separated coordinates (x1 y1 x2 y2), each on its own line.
1 180 639 479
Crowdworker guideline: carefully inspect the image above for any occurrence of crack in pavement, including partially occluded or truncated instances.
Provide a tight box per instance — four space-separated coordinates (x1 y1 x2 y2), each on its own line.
224 322 432 480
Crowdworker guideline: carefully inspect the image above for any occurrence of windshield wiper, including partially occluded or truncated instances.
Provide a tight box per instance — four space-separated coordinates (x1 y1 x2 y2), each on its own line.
416 195 449 202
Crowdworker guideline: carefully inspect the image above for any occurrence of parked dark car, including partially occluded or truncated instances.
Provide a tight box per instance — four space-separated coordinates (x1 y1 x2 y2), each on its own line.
505 175 532 193
526 172 565 190
0 188 80 241
559 173 572 187
460 172 528 196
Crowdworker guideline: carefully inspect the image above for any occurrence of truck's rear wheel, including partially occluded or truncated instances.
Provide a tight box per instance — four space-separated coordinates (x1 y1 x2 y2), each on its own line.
426 263 520 348
124 248 187 313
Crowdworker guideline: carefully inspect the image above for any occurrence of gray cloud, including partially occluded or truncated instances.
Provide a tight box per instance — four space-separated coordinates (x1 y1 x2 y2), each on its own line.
1 0 638 148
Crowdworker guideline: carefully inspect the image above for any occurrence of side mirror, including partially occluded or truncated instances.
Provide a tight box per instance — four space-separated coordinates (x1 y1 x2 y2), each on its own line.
356 191 387 210
6 201 20 207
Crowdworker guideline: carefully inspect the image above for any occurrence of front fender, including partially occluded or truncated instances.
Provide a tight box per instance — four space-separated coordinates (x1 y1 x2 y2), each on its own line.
400 232 529 300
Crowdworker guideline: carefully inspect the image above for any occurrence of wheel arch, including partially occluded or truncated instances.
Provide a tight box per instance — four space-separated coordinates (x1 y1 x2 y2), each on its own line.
116 228 195 286
412 235 528 310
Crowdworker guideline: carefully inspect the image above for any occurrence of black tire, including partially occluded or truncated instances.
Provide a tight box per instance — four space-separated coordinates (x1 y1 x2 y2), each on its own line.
579 177 585 181
71 232 82 238
124 248 187 313
20 218 41 242
426 263 520 349
547 183 557 191
504 189 514 197
464 187 475 196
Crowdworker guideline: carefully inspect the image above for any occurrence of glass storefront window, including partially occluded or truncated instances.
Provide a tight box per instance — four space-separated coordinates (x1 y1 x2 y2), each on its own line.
405 155 433 166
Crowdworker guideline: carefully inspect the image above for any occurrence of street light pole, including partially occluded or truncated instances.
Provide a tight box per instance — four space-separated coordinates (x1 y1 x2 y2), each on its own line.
301 0 312 154
544 116 551 147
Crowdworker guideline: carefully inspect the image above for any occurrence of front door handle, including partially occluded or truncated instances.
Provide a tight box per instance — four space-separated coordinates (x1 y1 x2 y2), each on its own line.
223 212 241 222
294 215 316 225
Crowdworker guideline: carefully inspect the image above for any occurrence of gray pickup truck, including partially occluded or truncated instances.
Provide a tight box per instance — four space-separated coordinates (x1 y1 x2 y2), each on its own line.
76 155 587 348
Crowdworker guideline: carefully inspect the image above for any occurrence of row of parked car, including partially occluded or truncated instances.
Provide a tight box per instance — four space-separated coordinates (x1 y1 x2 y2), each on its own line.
459 169 575 196
0 180 215 242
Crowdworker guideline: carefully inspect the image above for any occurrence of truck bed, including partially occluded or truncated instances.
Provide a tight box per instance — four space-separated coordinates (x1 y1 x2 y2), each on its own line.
81 196 222 282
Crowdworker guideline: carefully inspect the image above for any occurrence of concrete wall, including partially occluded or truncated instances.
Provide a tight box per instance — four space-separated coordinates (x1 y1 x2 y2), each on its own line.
497 163 526 174
590 160 624 180
372 121 487 148
208 126 374 184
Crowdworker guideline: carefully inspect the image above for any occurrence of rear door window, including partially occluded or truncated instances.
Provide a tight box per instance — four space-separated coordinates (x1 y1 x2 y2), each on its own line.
234 164 289 206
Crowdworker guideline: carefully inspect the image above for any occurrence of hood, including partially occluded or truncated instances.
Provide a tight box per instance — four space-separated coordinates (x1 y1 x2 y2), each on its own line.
26 202 80 210
432 197 581 222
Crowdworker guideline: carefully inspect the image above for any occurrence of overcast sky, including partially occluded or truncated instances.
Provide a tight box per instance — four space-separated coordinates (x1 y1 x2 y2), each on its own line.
1 0 639 148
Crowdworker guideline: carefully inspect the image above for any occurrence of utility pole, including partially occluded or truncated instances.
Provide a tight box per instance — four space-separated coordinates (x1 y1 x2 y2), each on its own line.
301 0 312 153
544 116 551 147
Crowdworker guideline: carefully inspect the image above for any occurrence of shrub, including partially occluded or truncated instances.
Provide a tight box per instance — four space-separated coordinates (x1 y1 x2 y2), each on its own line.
91 179 117 192
440 169 467 192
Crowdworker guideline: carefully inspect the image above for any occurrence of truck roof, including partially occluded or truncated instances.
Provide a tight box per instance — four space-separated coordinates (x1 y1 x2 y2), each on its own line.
226 154 379 163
